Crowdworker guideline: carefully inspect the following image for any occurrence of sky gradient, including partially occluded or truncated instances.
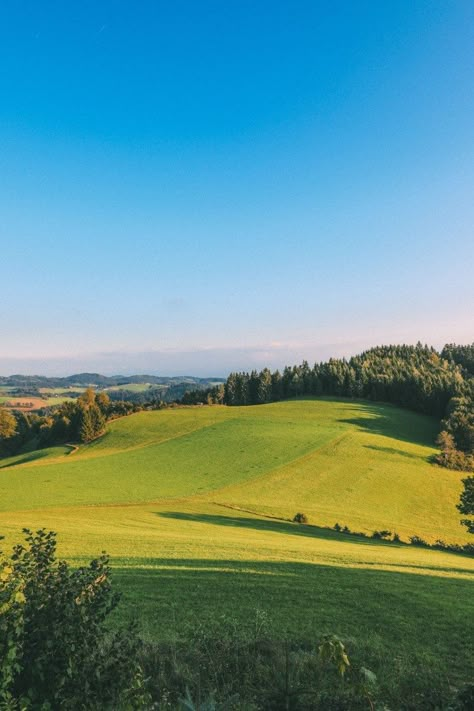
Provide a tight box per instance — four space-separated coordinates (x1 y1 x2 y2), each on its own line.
1 1 473 376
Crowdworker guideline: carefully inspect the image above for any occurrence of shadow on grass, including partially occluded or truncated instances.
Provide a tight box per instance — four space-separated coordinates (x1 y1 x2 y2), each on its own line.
110 557 474 677
0 449 54 469
337 409 438 447
281 396 439 448
157 510 382 546
363 445 424 460
156 510 474 565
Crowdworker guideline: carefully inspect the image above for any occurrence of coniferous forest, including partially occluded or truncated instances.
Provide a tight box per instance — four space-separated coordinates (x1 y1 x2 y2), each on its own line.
186 343 474 469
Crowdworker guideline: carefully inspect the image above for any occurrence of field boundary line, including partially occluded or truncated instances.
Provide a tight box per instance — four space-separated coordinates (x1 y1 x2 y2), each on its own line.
210 501 292 524
204 431 352 499
1 414 239 471
77 416 241 460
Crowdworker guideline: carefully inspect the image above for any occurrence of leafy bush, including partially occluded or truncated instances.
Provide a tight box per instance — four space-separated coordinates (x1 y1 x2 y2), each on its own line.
179 687 239 710
2 531 471 708
409 535 428 547
372 530 391 540
293 513 308 524
453 682 474 710
0 529 148 709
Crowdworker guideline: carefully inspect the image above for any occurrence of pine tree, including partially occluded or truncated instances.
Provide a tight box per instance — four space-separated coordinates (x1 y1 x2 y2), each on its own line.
80 409 95 443
90 404 105 439
458 476 474 534
257 368 272 403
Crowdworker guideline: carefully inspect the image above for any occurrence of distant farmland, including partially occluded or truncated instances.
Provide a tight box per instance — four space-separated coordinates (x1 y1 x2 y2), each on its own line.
0 394 74 410
104 383 156 393
0 396 52 410
0 374 223 408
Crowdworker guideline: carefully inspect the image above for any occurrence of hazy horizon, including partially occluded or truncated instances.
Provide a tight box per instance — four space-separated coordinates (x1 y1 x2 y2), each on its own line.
1 335 472 378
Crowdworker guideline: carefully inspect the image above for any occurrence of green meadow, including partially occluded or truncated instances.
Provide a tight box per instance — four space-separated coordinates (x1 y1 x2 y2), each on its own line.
1 398 473 682
104 382 155 392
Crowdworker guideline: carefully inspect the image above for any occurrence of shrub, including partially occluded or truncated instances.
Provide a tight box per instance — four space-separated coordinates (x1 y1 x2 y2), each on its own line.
453 682 474 710
392 532 401 542
333 523 341 532
435 432 474 472
372 530 391 540
293 512 308 524
409 535 428 547
0 529 148 709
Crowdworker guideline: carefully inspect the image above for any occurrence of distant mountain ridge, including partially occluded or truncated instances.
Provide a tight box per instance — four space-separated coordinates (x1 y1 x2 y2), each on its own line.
0 373 225 388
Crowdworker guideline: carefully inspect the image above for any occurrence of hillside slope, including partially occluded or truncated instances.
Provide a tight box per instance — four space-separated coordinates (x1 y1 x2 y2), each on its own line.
1 398 473 683
0 398 467 542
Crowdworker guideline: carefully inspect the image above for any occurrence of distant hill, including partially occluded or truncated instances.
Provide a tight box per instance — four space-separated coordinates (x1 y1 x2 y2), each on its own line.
0 373 225 406
0 372 224 389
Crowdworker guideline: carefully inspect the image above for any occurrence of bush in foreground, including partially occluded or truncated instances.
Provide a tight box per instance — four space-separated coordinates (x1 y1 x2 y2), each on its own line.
2 530 474 709
293 512 308 524
0 529 148 709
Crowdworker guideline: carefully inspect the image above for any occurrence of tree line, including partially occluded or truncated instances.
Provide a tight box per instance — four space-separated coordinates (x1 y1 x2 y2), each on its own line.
187 343 474 469
222 344 470 414
0 389 142 457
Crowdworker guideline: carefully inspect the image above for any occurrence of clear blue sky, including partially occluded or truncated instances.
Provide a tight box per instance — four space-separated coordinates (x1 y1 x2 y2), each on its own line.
1 1 473 375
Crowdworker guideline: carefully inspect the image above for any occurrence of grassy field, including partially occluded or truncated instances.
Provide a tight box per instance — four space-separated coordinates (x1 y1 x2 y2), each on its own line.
0 398 473 685
39 387 88 394
43 396 75 406
104 382 155 392
0 394 74 409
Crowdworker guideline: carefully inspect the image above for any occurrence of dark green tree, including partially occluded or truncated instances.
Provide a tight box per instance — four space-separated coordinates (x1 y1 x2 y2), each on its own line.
79 408 95 443
79 404 105 443
458 476 474 534
257 368 273 403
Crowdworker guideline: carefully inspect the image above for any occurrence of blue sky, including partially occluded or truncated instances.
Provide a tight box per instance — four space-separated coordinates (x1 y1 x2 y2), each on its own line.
0 1 473 375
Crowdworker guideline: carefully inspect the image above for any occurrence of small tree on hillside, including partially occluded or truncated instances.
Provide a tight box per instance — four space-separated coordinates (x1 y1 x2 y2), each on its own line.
0 408 18 456
0 407 17 443
78 387 96 408
79 404 105 443
90 404 106 438
436 430 455 459
96 391 111 415
436 430 474 472
80 408 95 443
458 476 474 534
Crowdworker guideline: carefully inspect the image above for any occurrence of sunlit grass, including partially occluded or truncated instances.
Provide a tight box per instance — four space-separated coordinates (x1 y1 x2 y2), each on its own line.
0 398 473 680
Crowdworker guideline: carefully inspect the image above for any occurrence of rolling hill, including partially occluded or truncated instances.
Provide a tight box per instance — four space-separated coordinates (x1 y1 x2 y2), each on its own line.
0 397 473 685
